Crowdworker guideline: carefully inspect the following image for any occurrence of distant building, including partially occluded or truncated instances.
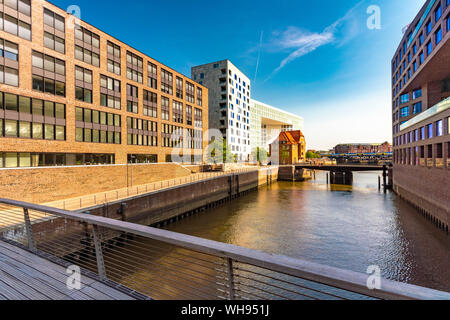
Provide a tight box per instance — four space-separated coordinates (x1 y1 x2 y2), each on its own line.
191 60 251 161
250 100 303 154
334 142 392 154
269 130 306 165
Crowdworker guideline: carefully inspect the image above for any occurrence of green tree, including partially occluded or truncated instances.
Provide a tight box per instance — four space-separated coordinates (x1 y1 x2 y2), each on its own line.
252 147 268 164
205 138 236 164
306 151 321 159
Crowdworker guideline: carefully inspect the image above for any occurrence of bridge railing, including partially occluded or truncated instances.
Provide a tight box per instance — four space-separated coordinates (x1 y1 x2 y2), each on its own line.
0 198 448 301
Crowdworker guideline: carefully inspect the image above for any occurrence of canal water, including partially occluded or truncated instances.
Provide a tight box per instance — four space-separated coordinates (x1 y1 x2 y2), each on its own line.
165 171 450 292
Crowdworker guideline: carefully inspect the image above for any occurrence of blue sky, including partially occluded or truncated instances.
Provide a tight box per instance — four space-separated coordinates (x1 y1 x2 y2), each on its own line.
52 0 425 150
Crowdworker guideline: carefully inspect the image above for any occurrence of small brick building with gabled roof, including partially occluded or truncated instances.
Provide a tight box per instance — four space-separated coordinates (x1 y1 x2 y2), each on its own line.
269 130 306 165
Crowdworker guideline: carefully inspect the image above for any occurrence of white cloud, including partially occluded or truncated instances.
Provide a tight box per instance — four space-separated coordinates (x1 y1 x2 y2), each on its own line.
267 1 366 78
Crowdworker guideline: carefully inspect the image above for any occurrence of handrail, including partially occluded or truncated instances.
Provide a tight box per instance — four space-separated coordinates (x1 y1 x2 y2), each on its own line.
0 198 448 300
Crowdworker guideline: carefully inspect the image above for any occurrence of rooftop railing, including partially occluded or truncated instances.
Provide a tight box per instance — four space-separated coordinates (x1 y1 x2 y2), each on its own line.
0 198 449 300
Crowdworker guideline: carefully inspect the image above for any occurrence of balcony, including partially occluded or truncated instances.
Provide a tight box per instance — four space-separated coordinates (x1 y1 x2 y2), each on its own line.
400 96 450 131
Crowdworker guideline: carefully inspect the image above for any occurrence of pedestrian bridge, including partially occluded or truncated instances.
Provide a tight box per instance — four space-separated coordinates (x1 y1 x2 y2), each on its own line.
0 198 448 300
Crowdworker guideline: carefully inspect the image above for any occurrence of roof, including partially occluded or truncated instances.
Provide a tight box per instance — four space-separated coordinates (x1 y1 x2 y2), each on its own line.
271 130 305 145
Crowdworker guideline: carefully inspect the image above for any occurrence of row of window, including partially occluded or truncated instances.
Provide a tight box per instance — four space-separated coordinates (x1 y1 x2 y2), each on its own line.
395 117 448 146
394 142 449 168
0 152 114 168
0 92 65 118
0 119 65 140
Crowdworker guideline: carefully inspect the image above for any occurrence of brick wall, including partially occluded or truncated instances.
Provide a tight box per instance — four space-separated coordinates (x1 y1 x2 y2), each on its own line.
0 163 191 203
394 164 449 228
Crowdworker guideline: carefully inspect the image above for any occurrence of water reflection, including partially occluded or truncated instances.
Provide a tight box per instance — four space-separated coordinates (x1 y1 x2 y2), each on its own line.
166 171 450 292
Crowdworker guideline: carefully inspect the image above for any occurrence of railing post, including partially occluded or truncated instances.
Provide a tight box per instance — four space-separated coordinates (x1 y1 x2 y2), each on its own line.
23 208 36 252
226 258 235 300
91 224 107 281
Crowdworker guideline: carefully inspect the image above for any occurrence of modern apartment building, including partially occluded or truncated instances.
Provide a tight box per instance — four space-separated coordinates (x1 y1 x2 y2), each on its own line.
0 0 208 168
250 99 303 153
391 0 449 231
191 60 251 161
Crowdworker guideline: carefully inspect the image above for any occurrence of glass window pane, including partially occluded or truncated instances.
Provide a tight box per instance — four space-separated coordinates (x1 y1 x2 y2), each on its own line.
5 120 17 137
75 127 83 142
5 153 18 168
44 101 54 117
19 121 30 138
4 93 17 111
19 96 31 113
32 123 43 139
19 153 31 167
55 103 65 119
32 99 43 115
55 126 65 140
45 124 54 140
32 51 44 68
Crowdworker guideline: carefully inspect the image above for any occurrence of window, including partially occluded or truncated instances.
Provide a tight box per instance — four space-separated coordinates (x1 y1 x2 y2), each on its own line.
148 62 157 89
426 20 432 35
0 39 19 87
0 92 66 141
412 88 422 99
161 96 170 121
161 69 173 95
186 105 193 126
127 117 157 147
74 26 100 67
435 27 442 45
447 15 450 32
100 75 121 109
400 107 410 118
176 77 183 99
143 90 157 118
427 123 433 139
194 108 203 128
32 51 65 96
126 52 143 83
186 82 195 103
43 8 65 53
413 102 422 114
1 3 31 40
75 66 93 103
127 84 138 113
0 39 18 61
400 94 409 104
436 120 443 137
420 51 424 64
75 107 120 144
435 4 441 22
197 87 203 106
419 33 424 45
427 41 432 55
107 41 121 75
172 100 183 123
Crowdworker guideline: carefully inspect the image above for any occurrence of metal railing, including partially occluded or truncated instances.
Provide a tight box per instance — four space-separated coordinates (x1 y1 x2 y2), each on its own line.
44 168 261 211
0 198 448 301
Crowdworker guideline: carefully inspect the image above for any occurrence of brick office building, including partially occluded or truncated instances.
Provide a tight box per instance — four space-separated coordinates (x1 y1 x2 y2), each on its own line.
269 130 306 165
391 0 449 231
0 0 208 168
334 142 392 155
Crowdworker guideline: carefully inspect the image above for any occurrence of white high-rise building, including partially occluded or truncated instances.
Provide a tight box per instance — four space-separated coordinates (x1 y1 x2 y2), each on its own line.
191 60 251 161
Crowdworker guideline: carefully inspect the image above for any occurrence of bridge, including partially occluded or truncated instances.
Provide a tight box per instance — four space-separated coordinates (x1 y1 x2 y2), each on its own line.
0 198 448 300
295 164 386 172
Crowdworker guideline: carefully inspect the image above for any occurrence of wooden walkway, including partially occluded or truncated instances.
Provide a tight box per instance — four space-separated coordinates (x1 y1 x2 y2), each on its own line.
0 240 136 300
